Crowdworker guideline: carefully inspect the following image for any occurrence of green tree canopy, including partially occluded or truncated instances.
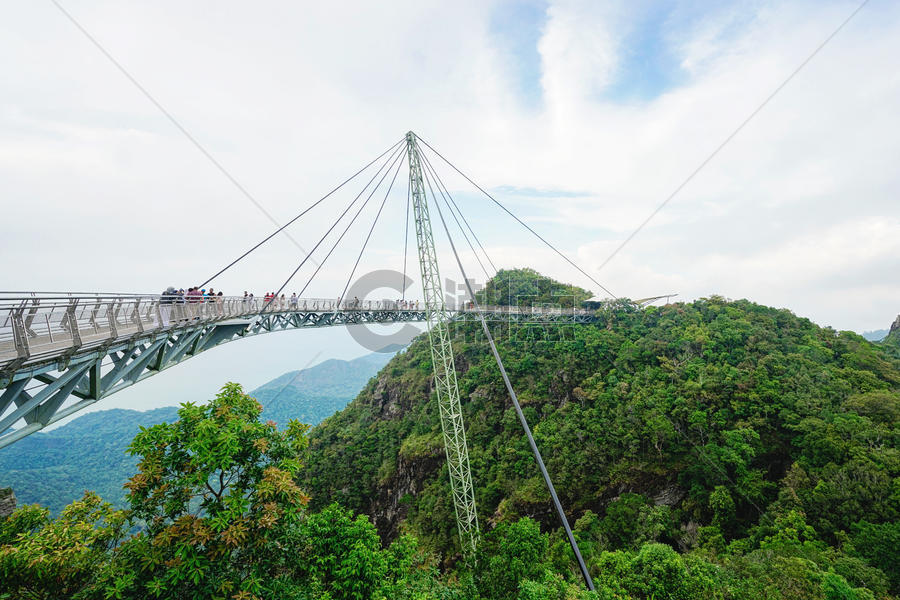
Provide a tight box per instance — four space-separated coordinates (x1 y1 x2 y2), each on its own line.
0 492 126 599
474 268 592 308
103 383 312 598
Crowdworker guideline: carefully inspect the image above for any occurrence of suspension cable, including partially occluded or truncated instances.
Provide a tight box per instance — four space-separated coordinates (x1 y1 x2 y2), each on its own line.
419 148 596 591
335 152 406 310
419 151 492 281
417 136 616 299
294 149 405 299
419 149 498 275
258 144 405 313
198 137 404 289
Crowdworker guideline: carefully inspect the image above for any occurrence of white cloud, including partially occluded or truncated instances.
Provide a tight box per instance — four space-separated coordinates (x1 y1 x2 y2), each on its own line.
0 0 897 343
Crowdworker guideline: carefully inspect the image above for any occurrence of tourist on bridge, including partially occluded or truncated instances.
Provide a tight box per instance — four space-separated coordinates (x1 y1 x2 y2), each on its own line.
159 286 177 326
184 287 199 320
290 293 298 309
175 289 185 321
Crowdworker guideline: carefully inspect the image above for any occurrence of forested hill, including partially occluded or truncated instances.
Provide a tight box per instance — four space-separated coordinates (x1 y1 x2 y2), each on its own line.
0 352 393 514
306 290 900 595
254 352 394 425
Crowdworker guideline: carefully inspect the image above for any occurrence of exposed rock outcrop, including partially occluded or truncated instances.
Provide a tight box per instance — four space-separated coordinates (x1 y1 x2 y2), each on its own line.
368 449 442 541
653 484 686 507
0 487 16 519
882 315 900 352
359 369 444 540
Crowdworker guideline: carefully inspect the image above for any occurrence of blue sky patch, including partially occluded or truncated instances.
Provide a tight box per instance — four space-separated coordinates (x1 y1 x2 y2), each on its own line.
489 0 548 108
489 1 692 106
602 4 686 102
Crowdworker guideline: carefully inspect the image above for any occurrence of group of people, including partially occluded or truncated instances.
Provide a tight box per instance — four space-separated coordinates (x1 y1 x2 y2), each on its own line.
159 286 224 304
154 288 425 327
157 286 226 326
243 291 297 309
395 299 420 310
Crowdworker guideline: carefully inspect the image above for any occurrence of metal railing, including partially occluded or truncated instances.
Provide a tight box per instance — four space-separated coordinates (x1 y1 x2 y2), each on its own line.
0 294 592 369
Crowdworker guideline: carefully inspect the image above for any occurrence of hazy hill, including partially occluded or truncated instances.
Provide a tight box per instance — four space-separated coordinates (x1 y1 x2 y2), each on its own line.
255 353 394 426
863 329 889 342
0 352 394 514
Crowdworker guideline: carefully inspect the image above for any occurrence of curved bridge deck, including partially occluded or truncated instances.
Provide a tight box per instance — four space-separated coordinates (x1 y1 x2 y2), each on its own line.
0 294 596 448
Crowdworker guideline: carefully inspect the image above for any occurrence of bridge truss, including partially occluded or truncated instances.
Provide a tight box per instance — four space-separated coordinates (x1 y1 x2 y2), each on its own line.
0 294 593 449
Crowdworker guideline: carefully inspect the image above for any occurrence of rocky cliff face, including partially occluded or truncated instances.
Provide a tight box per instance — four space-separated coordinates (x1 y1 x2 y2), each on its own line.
0 487 15 519
364 370 443 539
368 443 442 541
883 315 900 353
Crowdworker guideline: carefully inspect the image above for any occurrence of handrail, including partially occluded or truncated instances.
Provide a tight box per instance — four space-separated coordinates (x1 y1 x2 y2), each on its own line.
0 295 592 370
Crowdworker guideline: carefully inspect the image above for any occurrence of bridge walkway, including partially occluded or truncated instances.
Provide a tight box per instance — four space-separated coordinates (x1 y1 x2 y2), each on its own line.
0 294 596 448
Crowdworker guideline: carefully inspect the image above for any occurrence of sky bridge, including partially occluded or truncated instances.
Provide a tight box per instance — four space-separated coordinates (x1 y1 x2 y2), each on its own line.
0 132 613 585
0 293 597 449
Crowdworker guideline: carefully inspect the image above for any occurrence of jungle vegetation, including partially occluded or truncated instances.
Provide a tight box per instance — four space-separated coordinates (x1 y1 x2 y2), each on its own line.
1 269 898 599
0 354 391 515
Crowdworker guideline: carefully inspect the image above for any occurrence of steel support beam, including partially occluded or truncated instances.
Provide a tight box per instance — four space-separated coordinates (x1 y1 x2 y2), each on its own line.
407 132 479 557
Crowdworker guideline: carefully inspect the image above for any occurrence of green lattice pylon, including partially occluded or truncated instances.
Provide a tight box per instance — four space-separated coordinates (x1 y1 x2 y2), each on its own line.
405 131 479 556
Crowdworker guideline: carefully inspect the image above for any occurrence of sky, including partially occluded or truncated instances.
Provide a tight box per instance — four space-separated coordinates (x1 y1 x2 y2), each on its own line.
1 0 898 417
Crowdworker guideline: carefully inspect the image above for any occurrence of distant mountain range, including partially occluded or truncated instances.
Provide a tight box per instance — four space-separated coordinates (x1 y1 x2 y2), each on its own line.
0 352 395 514
255 353 393 426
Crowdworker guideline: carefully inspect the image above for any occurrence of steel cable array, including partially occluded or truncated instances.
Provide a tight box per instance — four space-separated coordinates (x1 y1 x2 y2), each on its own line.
199 137 405 289
417 143 595 590
285 148 406 304
417 136 616 300
419 149 498 277
334 150 407 313
258 144 407 314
